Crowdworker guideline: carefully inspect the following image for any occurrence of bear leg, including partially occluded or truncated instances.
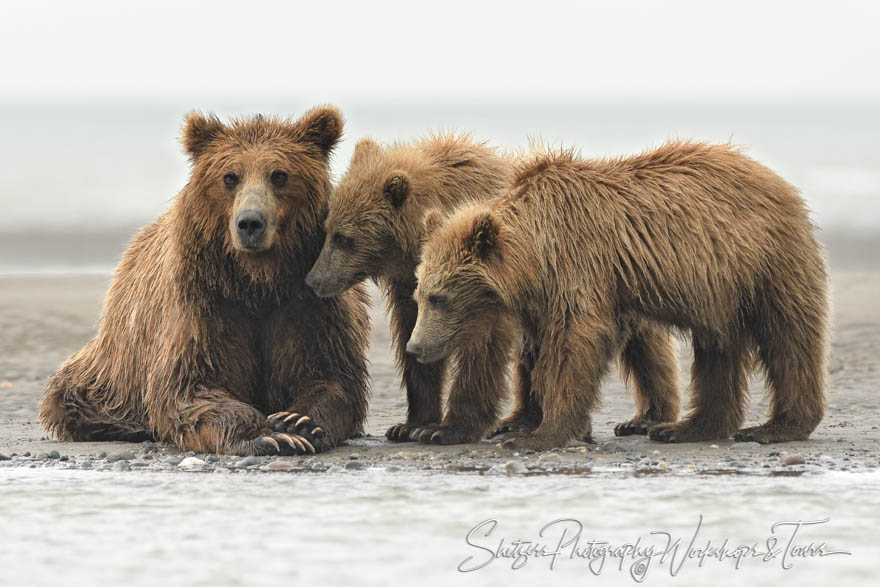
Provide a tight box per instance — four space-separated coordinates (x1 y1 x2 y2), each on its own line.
501 327 610 451
151 387 280 455
489 347 541 438
40 368 153 443
649 336 748 443
615 321 680 437
414 321 514 445
386 290 445 441
735 297 827 443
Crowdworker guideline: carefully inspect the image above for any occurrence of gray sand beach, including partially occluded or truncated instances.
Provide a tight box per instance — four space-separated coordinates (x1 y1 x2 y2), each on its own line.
1 231 879 586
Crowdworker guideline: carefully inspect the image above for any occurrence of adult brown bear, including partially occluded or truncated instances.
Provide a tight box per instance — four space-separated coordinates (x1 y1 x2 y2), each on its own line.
39 107 370 456
410 141 828 449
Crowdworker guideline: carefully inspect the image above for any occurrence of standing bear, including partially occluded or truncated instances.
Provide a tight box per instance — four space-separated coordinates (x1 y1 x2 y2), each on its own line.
305 134 515 444
40 107 371 456
409 141 829 449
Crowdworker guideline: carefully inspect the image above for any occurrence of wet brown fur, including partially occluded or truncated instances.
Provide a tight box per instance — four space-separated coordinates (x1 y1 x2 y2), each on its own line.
415 140 828 449
306 134 514 443
39 107 371 455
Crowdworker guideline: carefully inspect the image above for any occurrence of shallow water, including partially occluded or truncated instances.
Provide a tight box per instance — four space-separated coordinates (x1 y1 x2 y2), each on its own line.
0 468 874 586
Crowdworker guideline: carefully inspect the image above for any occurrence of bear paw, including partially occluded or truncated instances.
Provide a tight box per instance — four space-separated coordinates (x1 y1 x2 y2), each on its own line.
488 419 537 439
249 432 316 456
733 423 810 444
266 411 330 453
385 423 424 442
648 421 719 443
411 424 477 445
614 418 658 437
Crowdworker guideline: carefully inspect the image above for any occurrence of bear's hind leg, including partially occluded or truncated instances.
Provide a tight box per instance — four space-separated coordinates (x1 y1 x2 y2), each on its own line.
40 371 152 443
615 321 680 437
734 301 827 443
649 335 748 443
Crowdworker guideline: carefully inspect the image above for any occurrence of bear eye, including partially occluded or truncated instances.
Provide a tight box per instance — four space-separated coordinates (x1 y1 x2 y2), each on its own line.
223 173 239 188
271 170 288 188
427 294 447 307
332 232 354 251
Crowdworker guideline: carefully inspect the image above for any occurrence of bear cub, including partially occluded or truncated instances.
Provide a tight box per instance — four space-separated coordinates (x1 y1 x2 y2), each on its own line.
306 134 514 444
410 141 828 450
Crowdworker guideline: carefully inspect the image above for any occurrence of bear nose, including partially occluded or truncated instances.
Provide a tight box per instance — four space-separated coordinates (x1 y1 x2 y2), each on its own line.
236 210 266 243
305 271 321 291
405 341 421 356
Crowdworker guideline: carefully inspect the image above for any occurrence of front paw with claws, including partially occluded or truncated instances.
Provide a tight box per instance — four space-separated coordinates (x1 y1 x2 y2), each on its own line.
249 431 316 456
411 424 479 445
266 411 331 453
385 423 426 442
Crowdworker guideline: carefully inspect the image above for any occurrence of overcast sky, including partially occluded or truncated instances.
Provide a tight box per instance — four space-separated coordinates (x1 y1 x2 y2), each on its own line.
1 0 878 104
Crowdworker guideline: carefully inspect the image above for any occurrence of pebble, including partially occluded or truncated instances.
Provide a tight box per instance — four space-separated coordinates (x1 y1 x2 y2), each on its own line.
178 457 206 470
112 460 130 472
0 454 9 461
344 460 366 470
164 457 183 466
234 456 262 468
488 460 528 475
80 461 93 470
205 454 220 463
657 461 668 471
537 453 561 465
213 467 231 474
782 454 806 466
326 465 346 473
48 450 61 459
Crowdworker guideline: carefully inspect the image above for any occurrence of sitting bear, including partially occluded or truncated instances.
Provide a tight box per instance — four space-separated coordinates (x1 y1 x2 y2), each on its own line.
40 107 371 456
305 134 515 444
409 141 828 449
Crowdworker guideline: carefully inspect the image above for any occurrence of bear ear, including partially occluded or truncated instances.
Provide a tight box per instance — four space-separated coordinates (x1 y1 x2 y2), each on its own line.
351 138 381 166
423 208 444 236
384 173 410 208
464 211 501 261
293 105 343 159
181 111 224 159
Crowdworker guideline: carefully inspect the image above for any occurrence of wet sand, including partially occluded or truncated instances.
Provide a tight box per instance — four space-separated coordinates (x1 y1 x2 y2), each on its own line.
1 267 879 476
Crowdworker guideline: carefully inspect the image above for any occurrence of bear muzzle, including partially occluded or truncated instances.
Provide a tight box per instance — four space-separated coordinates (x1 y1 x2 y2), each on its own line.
235 210 267 249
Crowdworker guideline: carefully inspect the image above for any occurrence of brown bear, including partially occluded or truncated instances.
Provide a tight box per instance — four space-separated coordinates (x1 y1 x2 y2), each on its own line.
39 107 371 456
305 134 515 444
409 140 828 450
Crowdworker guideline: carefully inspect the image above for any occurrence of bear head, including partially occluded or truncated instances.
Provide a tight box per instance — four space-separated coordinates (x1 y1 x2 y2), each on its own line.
306 137 420 297
178 106 342 289
407 203 508 363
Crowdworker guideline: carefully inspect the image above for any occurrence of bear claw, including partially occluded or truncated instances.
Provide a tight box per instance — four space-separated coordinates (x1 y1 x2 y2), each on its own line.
385 423 419 442
261 436 280 452
614 419 653 437
267 412 327 452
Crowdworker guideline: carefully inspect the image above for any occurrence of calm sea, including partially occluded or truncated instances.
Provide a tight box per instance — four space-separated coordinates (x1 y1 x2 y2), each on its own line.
1 101 877 272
